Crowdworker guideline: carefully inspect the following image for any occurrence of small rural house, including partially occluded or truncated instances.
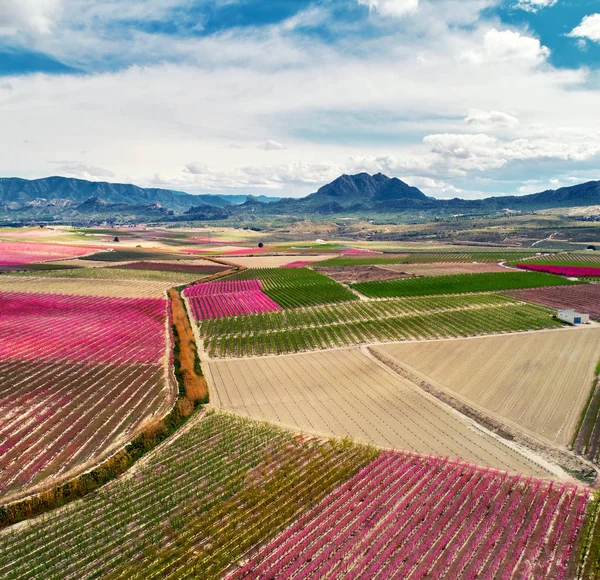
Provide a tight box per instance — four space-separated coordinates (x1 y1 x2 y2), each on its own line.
557 309 590 325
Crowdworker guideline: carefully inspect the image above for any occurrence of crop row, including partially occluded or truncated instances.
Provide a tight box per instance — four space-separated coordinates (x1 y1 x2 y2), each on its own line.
318 251 540 267
353 271 577 298
507 284 600 321
113 261 228 275
517 263 600 278
514 252 600 266
0 291 166 364
15 266 203 284
198 292 518 339
226 268 357 307
0 241 97 266
0 413 377 580
204 303 562 357
183 279 282 319
230 452 588 579
0 359 166 501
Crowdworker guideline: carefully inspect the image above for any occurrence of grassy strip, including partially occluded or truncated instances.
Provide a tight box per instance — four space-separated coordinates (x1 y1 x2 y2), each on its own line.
353 271 578 298
0 289 206 529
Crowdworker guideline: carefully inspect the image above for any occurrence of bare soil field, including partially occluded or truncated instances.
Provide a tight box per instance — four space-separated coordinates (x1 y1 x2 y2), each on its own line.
0 276 176 298
206 349 558 477
383 262 508 276
226 255 331 268
508 284 600 320
316 265 407 283
374 328 600 446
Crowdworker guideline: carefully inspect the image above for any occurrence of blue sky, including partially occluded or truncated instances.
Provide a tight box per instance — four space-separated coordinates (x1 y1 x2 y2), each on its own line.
0 0 599 199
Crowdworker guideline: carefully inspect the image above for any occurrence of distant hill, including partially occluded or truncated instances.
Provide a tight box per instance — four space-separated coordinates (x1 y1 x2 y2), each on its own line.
0 177 280 211
1 174 599 223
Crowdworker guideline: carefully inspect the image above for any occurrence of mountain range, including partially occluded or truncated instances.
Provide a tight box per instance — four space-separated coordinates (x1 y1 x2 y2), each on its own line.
0 173 599 223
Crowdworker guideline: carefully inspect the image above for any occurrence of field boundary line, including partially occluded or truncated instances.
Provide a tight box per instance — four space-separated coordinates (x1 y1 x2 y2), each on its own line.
367 346 596 484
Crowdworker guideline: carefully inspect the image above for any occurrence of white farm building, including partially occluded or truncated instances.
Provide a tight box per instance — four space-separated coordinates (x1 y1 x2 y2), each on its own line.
557 310 590 325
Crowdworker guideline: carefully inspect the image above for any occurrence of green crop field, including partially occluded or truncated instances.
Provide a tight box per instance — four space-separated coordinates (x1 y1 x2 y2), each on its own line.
0 413 376 580
353 271 577 298
204 302 562 357
226 268 357 307
318 252 541 267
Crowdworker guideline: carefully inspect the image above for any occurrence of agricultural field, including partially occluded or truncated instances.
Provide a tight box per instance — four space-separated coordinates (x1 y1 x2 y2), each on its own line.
318 251 540 267
0 276 179 298
227 255 330 268
353 271 577 298
202 299 562 358
508 284 600 320
517 263 600 278
383 261 508 277
0 241 97 267
0 413 377 579
80 249 200 262
0 291 171 501
184 279 281 320
206 348 556 476
5 266 203 284
231 452 587 580
113 261 229 275
227 268 357 307
513 252 600 266
374 328 600 446
315 265 407 283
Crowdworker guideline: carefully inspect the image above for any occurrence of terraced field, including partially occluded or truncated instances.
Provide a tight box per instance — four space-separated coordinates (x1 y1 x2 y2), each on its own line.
202 295 562 357
0 291 171 501
374 328 600 446
206 348 557 477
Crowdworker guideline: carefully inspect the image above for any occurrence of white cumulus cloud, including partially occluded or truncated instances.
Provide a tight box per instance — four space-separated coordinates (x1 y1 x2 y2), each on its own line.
357 0 419 18
568 14 600 44
462 28 550 66
0 0 62 36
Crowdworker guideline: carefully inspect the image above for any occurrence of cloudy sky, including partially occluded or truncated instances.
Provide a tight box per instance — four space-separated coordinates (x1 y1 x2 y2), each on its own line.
0 0 599 199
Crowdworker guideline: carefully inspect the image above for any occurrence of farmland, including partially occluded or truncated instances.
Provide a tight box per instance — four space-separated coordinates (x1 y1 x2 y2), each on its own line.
508 284 600 320
374 328 600 446
0 241 97 266
184 279 282 320
231 452 587 580
513 252 600 266
0 291 171 500
318 251 539 267
202 299 562 357
5 266 204 284
112 261 229 275
0 413 377 579
383 261 508 277
206 348 556 476
517 263 600 278
315 265 407 283
353 271 577 298
227 268 357 307
0 275 180 298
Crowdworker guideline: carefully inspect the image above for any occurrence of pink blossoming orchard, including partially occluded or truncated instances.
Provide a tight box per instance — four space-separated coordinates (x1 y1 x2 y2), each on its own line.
0 291 172 501
184 279 281 320
0 241 97 266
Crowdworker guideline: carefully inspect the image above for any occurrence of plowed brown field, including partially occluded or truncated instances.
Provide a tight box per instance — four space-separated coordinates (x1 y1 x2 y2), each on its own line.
206 349 557 477
383 262 508 276
374 328 600 446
